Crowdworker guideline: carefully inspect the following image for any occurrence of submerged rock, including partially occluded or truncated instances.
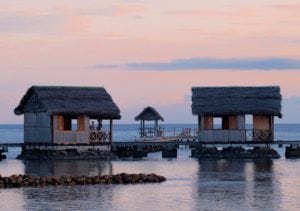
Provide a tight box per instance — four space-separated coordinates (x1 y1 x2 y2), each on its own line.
191 146 280 159
0 173 166 189
17 149 116 160
285 145 300 158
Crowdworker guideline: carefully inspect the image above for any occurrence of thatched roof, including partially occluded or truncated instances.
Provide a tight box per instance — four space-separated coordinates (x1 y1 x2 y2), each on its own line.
135 106 164 121
14 86 121 119
191 86 282 117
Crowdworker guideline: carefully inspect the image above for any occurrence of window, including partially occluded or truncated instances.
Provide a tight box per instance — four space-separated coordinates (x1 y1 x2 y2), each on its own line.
245 115 253 129
71 119 77 131
213 117 222 129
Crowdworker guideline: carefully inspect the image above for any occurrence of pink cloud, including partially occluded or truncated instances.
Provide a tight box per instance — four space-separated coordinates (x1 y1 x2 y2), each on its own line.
112 3 147 17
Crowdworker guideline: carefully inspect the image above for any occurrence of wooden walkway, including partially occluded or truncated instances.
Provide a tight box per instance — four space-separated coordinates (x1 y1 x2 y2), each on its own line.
1 139 300 149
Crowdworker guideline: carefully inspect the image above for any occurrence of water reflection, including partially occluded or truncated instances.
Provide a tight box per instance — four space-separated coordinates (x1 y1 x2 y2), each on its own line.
196 159 281 210
0 154 292 210
22 185 114 210
21 160 114 210
251 160 281 209
23 160 113 176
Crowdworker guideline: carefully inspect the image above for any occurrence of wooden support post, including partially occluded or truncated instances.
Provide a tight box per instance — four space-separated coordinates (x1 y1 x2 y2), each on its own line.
109 119 113 144
142 120 145 138
140 120 142 138
155 120 158 137
271 116 274 141
198 115 202 142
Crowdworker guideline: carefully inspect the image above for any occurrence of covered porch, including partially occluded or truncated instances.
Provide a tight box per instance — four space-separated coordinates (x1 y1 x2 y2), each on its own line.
198 114 275 143
52 115 115 144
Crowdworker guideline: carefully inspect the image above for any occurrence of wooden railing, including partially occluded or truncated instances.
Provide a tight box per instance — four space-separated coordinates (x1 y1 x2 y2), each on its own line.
53 130 110 144
89 131 110 143
199 129 273 143
139 128 164 138
246 129 273 142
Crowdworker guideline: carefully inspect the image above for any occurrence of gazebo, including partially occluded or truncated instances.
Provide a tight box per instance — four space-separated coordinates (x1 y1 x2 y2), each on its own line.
135 106 164 138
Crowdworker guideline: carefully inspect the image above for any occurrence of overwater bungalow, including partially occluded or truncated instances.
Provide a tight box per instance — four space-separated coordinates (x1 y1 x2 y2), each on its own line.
135 106 164 138
191 86 282 143
14 86 121 145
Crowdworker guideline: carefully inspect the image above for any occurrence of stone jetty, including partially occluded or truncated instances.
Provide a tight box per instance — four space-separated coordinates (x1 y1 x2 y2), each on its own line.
285 145 300 158
17 149 116 160
0 173 166 188
191 146 280 159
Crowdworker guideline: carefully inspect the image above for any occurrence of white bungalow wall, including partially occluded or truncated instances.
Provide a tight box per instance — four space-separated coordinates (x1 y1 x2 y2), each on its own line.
198 114 246 142
24 112 52 143
237 115 245 129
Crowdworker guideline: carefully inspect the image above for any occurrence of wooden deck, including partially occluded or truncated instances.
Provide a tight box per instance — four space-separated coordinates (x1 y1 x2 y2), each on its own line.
1 139 300 148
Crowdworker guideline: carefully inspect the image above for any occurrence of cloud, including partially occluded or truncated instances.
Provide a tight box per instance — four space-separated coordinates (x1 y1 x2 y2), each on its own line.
0 7 90 34
165 8 256 19
78 3 147 17
270 4 300 10
94 57 300 71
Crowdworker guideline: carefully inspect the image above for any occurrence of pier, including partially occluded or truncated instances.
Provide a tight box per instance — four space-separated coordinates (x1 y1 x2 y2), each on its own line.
2 138 300 159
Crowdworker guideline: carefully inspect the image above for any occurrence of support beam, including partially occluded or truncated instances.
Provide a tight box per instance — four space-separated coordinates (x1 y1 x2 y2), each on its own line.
155 120 158 137
198 115 202 141
109 119 113 144
162 145 177 158
142 120 145 137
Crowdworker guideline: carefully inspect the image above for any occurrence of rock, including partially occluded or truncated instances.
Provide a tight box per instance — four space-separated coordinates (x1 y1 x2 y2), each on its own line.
17 149 116 160
192 146 280 159
285 145 300 158
0 173 166 189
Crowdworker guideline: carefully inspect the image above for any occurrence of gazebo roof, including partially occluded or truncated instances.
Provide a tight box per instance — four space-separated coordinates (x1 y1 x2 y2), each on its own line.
135 106 164 121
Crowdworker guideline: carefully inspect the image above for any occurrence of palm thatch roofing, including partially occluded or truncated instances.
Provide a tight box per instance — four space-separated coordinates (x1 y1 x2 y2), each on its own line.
191 86 282 117
135 106 164 121
14 86 121 119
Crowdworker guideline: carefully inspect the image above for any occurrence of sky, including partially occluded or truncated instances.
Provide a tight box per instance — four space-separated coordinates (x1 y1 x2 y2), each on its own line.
1 0 300 124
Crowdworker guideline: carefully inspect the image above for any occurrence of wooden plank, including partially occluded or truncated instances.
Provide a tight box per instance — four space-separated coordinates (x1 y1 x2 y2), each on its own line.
222 116 229 129
253 115 271 129
57 115 64 130
237 115 245 129
64 116 71 130
228 116 238 129
109 119 113 143
77 116 85 131
24 113 37 127
203 115 213 129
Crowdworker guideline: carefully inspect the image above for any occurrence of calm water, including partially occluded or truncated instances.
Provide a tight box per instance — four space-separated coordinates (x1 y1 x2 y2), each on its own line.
1 124 300 210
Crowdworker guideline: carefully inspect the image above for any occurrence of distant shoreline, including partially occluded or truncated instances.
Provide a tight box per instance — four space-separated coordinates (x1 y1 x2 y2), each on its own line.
0 123 300 126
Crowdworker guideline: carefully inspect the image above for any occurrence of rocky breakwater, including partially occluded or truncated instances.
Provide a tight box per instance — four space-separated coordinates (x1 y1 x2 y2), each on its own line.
17 149 116 160
0 173 166 189
192 146 280 159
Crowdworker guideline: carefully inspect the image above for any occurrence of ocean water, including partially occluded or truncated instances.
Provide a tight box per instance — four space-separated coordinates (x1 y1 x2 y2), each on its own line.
0 124 300 210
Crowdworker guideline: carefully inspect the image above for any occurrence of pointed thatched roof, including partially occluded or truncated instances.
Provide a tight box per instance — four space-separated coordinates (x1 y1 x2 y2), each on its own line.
135 106 164 121
14 86 121 119
191 86 282 117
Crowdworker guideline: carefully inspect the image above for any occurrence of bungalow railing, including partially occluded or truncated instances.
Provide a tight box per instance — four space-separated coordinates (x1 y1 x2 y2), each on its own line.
199 129 273 143
139 127 164 138
246 129 273 142
53 130 111 144
89 130 110 143
138 127 199 139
